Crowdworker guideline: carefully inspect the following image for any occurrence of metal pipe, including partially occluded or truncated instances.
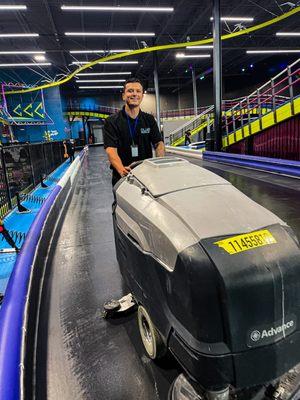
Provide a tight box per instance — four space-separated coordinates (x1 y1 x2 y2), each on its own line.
288 66 295 115
82 116 87 144
192 67 198 116
257 89 263 131
213 0 222 151
153 52 161 133
271 78 277 123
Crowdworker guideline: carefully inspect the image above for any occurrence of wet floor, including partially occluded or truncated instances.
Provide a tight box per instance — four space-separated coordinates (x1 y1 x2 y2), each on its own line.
35 147 300 400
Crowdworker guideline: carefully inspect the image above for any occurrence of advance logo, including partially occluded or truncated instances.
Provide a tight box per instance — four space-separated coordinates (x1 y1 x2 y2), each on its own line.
247 316 296 348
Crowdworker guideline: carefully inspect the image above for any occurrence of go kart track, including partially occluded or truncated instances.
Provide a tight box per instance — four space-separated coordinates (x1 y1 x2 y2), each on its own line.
34 147 300 400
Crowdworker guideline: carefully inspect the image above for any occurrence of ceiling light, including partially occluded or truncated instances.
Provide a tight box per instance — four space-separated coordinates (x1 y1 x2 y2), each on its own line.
0 50 45 55
210 17 254 21
34 54 46 61
76 72 132 76
76 79 126 83
0 33 39 38
176 53 211 58
0 62 51 67
78 86 123 89
186 45 214 49
72 61 138 65
69 49 131 54
276 32 300 36
62 5 173 12
65 32 155 37
246 50 300 53
0 5 27 10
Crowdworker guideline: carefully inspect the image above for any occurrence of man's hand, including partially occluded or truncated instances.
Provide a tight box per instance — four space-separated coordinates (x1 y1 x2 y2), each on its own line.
155 141 165 157
117 166 131 177
106 147 131 177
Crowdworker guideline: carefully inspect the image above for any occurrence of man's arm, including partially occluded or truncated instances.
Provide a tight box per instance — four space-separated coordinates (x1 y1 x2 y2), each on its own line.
105 147 131 177
103 118 131 177
154 141 165 157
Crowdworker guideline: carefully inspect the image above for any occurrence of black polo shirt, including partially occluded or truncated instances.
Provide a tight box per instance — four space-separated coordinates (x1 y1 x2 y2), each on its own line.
103 106 162 174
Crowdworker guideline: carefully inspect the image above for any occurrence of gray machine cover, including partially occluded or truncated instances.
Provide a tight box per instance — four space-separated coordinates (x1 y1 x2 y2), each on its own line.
115 157 285 271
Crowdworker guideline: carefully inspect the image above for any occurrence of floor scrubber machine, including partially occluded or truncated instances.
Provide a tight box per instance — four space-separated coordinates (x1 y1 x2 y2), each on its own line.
112 157 300 400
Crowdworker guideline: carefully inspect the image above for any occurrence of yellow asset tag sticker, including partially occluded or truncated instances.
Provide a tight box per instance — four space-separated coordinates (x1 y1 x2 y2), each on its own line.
214 229 277 255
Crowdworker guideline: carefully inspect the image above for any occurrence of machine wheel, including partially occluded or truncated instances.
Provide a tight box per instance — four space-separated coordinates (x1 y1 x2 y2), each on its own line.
137 305 166 360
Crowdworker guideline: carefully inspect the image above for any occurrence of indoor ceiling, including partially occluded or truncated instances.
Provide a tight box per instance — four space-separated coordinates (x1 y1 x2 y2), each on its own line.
0 0 299 94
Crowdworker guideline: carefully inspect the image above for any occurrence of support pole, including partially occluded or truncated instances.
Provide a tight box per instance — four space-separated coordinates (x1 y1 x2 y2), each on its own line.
192 67 198 116
153 52 161 133
82 116 87 145
213 0 223 151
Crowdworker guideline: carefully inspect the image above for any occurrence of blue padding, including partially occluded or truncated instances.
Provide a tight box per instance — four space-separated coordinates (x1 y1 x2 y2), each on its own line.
0 254 17 293
203 151 300 178
0 151 84 399
0 185 61 400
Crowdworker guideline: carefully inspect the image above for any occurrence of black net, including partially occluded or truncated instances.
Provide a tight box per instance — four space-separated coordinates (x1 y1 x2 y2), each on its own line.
0 153 10 219
29 143 45 186
3 145 33 200
52 141 64 170
43 142 55 174
0 140 67 217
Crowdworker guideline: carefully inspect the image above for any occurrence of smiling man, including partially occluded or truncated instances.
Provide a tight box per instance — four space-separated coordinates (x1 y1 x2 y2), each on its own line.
103 77 165 186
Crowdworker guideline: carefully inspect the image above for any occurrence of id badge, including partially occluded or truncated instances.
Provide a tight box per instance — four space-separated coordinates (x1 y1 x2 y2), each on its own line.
131 145 139 157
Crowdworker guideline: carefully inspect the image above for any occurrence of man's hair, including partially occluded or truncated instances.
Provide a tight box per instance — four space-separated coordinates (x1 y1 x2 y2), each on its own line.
123 77 144 92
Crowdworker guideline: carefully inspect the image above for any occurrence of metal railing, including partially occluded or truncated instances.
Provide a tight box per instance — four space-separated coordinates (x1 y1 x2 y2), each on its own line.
160 94 290 121
222 58 300 140
168 93 292 145
0 141 66 219
66 101 119 115
161 106 209 119
169 105 214 145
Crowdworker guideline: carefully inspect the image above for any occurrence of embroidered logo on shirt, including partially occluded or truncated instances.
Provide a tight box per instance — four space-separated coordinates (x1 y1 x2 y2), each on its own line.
141 128 150 134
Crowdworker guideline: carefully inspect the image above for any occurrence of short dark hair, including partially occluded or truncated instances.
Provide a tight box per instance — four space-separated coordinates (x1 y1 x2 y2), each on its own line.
123 77 144 92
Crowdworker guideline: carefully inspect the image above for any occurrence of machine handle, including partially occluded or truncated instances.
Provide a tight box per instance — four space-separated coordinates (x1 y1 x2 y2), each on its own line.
129 160 143 169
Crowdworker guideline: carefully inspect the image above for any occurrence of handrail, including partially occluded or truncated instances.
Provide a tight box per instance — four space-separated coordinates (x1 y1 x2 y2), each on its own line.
221 58 300 143
161 106 208 119
169 105 214 144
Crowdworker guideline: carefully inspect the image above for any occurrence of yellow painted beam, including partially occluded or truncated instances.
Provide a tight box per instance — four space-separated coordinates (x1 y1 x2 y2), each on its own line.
66 111 109 119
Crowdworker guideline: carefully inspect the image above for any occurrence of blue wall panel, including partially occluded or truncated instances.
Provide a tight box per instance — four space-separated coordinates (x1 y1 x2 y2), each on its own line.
12 87 70 143
70 120 84 139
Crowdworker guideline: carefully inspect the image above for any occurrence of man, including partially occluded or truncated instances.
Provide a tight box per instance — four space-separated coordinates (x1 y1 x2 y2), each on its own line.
184 130 192 146
64 139 75 162
103 77 165 186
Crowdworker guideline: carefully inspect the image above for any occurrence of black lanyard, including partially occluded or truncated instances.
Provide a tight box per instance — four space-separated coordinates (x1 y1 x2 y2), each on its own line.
126 114 139 144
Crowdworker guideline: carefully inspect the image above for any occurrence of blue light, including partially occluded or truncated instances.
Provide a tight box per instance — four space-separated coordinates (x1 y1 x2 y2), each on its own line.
250 64 254 68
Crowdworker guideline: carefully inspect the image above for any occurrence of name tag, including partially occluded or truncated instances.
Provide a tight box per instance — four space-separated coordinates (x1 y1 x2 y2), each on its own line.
141 128 150 134
131 145 139 157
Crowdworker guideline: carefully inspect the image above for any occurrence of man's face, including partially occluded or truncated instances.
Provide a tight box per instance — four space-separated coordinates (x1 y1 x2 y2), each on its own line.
122 82 144 108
